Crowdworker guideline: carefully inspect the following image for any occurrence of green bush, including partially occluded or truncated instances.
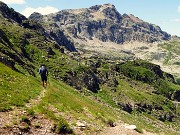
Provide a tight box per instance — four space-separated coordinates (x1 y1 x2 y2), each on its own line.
176 78 180 85
53 117 73 134
154 79 175 99
120 62 155 84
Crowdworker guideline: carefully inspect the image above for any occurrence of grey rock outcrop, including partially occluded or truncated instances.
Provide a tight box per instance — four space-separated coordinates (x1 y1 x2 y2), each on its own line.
29 3 171 46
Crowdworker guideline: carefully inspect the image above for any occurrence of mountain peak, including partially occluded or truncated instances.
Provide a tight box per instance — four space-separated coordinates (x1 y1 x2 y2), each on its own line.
88 3 122 22
29 12 43 21
89 3 115 11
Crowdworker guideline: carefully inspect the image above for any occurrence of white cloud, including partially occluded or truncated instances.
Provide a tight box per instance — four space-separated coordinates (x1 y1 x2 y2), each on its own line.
1 0 25 4
171 19 180 22
21 6 59 17
178 6 180 12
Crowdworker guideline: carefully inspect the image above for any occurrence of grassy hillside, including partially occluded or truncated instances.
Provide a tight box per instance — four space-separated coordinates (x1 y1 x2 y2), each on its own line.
0 13 57 76
1 61 180 134
0 61 118 134
0 62 116 134
159 41 180 59
0 63 41 111
34 80 118 134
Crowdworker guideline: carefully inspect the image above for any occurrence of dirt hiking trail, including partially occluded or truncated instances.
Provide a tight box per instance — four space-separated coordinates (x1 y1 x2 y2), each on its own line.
0 87 54 135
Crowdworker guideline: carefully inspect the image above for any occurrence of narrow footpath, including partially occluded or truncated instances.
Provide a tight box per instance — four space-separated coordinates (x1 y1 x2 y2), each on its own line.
0 87 54 135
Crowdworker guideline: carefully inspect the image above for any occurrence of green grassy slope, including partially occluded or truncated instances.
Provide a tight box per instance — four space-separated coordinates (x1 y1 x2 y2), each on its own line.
0 63 41 111
0 62 118 134
1 61 180 134
158 40 180 69
34 80 118 133
0 14 56 76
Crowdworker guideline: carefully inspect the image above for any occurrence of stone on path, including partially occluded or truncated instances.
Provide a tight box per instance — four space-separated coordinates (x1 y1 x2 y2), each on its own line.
124 124 137 130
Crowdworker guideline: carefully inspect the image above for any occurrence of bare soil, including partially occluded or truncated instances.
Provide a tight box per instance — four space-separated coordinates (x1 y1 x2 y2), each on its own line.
0 87 54 135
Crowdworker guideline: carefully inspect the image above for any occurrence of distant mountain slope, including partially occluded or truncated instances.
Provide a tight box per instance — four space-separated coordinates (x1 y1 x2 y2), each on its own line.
0 1 76 52
28 3 180 78
29 3 171 44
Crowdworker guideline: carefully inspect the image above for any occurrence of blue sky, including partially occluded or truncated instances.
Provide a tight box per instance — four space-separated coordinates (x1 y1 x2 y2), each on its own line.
1 0 180 36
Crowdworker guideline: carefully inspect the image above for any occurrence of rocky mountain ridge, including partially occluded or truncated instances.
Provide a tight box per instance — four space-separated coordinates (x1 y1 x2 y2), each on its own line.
29 3 171 45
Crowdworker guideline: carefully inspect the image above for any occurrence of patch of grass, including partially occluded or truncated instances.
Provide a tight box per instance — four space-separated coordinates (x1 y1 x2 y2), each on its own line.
154 79 180 100
95 77 180 134
53 116 73 134
20 115 30 124
96 87 117 108
119 61 156 84
159 41 180 56
27 108 35 116
35 102 57 120
0 63 41 111
117 60 180 100
118 111 161 133
134 127 143 133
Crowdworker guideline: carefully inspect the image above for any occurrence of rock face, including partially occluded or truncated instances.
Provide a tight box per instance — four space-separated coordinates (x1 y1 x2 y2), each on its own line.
28 12 43 21
29 13 77 51
29 3 171 45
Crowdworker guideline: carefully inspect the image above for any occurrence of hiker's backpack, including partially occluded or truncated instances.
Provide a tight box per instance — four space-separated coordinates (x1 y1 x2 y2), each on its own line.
41 66 47 76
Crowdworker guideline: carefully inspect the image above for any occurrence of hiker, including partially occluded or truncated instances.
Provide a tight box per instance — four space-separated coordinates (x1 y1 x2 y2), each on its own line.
39 64 48 87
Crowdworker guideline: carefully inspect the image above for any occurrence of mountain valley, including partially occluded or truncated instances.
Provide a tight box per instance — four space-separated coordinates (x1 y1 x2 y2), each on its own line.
0 1 180 134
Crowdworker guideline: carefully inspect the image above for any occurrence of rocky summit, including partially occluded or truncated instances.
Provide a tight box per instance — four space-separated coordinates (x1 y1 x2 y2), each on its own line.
29 3 171 45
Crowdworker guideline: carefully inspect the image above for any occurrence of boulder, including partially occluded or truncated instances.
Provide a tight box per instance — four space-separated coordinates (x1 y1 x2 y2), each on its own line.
124 124 137 130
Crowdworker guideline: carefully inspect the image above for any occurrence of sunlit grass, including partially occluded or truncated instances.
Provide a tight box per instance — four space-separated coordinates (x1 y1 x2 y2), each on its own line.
0 63 41 111
33 79 117 132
